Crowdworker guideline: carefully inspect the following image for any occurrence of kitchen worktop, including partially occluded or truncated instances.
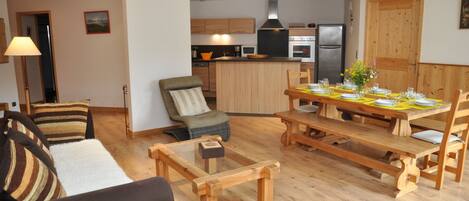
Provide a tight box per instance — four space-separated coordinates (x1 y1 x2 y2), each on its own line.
193 56 302 63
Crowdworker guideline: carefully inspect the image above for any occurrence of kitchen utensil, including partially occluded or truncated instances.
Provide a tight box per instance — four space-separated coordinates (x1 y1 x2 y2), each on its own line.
375 99 396 107
311 88 327 94
201 52 213 61
341 93 359 100
415 99 436 107
370 88 390 95
308 83 320 89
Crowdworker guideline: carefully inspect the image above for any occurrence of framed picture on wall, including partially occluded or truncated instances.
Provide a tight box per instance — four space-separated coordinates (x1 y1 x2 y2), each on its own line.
84 11 111 34
461 0 469 29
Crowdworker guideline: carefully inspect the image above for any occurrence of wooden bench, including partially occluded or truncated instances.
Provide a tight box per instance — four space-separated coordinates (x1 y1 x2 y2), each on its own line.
275 111 445 198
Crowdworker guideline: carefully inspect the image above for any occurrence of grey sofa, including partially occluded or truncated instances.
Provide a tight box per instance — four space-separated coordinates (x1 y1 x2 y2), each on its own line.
159 76 230 141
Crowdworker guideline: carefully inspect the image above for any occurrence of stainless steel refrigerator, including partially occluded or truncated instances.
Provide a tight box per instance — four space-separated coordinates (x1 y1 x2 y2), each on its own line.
315 24 346 84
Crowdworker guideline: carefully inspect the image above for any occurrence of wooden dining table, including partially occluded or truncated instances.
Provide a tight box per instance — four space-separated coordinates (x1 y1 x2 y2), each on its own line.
285 85 452 137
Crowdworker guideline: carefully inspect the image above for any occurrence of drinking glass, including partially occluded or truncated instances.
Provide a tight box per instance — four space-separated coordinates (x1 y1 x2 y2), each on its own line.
344 79 352 86
407 87 415 98
323 78 329 88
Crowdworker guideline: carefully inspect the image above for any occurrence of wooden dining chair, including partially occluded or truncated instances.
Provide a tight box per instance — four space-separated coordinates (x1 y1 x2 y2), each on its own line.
413 90 469 190
287 68 311 89
286 69 318 113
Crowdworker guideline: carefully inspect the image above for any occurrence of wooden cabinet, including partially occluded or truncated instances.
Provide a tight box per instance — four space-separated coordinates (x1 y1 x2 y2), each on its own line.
191 19 205 34
191 18 255 34
209 62 217 92
192 67 210 91
205 19 229 34
289 28 316 36
229 18 255 34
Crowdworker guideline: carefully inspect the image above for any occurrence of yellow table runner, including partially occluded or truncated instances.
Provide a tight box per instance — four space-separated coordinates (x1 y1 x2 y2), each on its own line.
296 87 444 111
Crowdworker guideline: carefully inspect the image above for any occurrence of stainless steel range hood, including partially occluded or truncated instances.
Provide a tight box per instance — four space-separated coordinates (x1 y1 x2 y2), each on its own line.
260 0 285 30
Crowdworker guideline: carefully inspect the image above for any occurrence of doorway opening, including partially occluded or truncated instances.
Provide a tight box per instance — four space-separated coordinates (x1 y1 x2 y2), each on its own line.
17 11 58 108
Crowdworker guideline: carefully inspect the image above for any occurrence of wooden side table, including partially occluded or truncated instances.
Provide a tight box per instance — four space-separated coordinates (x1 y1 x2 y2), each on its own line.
149 136 280 201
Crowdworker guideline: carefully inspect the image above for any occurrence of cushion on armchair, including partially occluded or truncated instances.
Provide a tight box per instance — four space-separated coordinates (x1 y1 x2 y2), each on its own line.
180 110 229 129
169 87 211 116
31 102 89 143
0 138 66 201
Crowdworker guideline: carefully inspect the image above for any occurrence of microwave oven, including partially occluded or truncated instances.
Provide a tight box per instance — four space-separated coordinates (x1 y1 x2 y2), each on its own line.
241 46 257 57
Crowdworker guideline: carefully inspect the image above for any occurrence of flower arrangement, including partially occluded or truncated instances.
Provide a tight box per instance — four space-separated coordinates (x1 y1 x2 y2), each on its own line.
343 60 377 91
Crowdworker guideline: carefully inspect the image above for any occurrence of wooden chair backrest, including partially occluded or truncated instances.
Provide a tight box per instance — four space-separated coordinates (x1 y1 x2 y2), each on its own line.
442 90 469 149
287 69 311 88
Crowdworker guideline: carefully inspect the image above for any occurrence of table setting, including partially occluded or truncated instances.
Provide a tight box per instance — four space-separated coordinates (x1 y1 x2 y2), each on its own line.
296 61 444 111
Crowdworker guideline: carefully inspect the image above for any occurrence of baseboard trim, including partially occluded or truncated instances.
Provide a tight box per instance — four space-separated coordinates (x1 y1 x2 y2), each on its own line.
129 125 181 138
89 106 126 113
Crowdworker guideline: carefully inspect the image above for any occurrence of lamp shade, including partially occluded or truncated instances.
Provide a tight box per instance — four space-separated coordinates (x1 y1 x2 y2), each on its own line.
4 37 41 56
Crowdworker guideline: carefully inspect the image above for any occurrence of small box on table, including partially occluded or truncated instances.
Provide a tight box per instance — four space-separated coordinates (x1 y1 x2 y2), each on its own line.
198 141 224 159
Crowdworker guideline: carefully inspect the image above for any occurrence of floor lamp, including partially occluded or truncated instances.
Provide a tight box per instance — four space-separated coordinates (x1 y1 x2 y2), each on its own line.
4 36 42 114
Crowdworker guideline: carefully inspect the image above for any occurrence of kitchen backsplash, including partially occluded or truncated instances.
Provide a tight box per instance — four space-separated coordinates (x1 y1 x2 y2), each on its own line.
192 45 241 60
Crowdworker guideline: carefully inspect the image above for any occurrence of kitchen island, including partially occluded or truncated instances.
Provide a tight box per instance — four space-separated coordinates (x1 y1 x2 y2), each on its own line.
214 57 301 114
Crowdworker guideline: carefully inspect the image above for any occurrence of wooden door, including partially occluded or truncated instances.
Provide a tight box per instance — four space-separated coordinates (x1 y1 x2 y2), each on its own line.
364 0 423 92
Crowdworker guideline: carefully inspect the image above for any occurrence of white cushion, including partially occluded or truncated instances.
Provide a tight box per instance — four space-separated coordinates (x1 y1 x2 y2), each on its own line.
50 139 132 196
169 87 211 116
411 130 461 144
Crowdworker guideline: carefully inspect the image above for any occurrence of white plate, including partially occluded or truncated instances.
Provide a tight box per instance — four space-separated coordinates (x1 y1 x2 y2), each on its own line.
371 88 389 95
308 83 320 89
375 99 396 107
311 88 327 94
342 84 357 90
415 99 436 107
341 93 359 99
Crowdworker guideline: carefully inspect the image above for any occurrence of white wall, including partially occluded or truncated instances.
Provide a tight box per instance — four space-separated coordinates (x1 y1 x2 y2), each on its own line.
420 0 469 65
124 0 192 132
8 0 128 107
0 0 19 112
191 0 346 45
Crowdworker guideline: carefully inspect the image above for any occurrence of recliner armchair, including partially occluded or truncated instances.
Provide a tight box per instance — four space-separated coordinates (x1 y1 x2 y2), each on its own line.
159 76 230 141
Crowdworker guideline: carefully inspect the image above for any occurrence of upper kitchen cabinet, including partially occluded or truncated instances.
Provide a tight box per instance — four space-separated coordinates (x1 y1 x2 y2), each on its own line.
191 19 206 34
191 18 255 34
205 19 229 34
229 18 255 34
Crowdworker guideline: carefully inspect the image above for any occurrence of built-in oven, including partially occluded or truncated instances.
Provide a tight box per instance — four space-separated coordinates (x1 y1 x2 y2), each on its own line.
289 36 316 62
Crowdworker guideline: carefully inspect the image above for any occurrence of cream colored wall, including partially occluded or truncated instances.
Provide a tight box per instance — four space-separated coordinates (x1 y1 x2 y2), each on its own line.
420 0 469 65
124 0 192 132
344 0 362 67
0 0 19 111
21 15 44 103
7 0 127 107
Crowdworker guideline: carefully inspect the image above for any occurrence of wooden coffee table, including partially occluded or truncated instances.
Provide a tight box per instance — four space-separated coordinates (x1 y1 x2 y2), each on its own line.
148 136 280 201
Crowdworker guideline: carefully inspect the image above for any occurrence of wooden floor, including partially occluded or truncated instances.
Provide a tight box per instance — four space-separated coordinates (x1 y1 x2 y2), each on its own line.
93 111 469 201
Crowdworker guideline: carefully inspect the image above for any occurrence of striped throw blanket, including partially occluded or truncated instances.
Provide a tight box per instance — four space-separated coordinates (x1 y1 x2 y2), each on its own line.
31 102 89 143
